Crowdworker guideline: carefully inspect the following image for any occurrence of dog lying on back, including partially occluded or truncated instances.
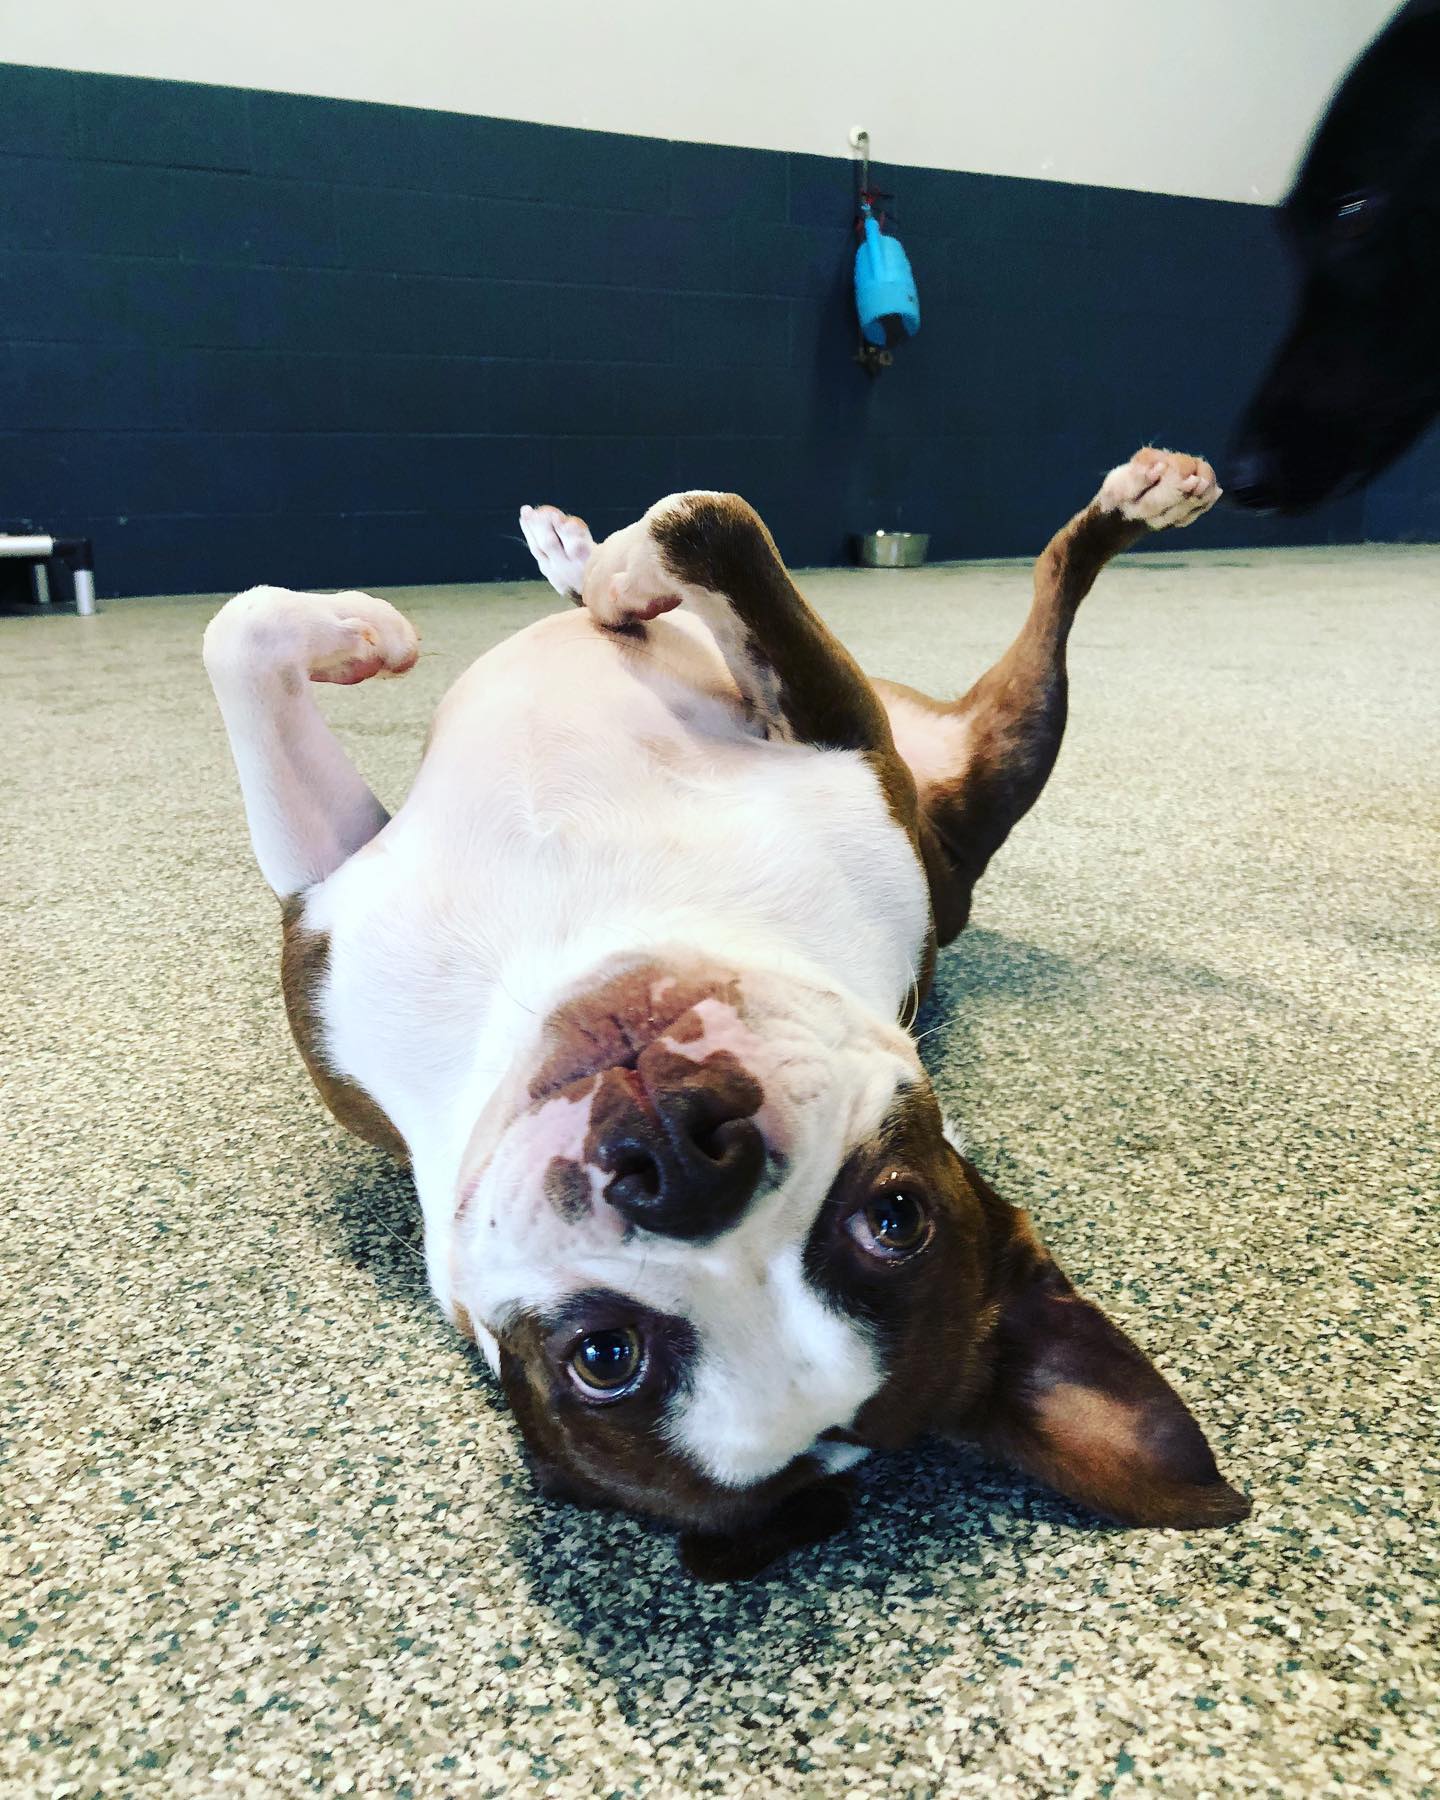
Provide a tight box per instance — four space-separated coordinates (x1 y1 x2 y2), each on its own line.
204 448 1248 1579
1231 0 1440 510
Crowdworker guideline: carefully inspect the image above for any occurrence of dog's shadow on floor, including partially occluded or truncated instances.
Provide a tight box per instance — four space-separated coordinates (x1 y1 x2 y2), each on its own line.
323 1153 431 1308
936 925 1085 1005
506 1440 1116 1698
915 925 1092 1073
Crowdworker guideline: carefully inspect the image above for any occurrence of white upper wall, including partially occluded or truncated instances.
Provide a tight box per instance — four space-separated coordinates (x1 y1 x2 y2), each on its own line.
0 0 1399 203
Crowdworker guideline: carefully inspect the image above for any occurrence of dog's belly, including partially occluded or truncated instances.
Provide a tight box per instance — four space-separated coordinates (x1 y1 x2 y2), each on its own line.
299 609 930 1222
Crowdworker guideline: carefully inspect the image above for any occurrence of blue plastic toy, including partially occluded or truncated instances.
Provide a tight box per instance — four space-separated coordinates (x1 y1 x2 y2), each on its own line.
854 201 920 348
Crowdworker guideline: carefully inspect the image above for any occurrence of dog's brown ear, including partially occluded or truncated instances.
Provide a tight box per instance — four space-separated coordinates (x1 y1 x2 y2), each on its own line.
678 1478 854 1582
962 1209 1249 1529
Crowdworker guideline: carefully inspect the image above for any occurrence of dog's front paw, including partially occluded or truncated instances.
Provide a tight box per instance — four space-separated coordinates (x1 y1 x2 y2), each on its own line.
1099 448 1221 530
520 504 597 599
580 516 683 629
204 587 419 687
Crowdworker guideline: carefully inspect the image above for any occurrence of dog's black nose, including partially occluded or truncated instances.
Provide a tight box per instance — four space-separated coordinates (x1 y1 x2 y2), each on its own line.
590 1047 766 1239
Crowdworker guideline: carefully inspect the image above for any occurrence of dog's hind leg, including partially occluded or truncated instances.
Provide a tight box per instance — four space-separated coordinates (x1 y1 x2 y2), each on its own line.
578 490 902 762
878 448 1220 942
203 586 420 898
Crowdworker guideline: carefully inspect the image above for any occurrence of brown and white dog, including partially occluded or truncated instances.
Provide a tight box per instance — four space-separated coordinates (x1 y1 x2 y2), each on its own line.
205 447 1249 1579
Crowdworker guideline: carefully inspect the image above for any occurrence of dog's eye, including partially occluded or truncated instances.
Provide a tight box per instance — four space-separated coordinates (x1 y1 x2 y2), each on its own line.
1333 191 1381 240
846 1189 932 1260
568 1327 645 1397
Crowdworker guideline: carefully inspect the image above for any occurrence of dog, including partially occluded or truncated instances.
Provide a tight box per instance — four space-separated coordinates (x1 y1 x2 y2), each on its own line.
204 447 1248 1579
1230 0 1440 510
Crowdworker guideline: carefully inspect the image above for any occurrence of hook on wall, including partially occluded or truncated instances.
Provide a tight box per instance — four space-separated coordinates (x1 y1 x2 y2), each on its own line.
848 125 871 195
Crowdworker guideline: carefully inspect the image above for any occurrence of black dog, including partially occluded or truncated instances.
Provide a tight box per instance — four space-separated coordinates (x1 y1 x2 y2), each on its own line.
1230 0 1440 511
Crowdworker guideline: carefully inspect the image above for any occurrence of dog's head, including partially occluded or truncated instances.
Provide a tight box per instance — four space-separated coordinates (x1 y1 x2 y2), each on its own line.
452 954 1248 1577
1230 0 1440 510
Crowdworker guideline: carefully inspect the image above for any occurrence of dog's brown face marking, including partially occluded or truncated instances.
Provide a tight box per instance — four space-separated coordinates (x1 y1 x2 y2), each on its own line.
498 1294 839 1569
520 961 771 1241
802 1083 996 1448
543 1156 592 1222
529 963 746 1104
666 1007 706 1045
803 1101 1250 1531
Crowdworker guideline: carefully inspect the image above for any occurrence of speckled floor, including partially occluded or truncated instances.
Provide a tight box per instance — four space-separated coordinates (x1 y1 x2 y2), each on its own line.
4 542 1437 1798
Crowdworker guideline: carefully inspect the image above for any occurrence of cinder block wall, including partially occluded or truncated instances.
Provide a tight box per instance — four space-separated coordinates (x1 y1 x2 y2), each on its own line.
1 63 1391 597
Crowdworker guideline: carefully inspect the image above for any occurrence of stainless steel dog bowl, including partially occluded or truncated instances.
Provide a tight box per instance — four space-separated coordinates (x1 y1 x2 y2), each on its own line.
854 530 930 568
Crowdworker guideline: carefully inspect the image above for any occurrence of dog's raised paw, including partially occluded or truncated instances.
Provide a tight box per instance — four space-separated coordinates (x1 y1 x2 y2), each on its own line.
204 586 419 687
1099 448 1222 530
520 504 597 599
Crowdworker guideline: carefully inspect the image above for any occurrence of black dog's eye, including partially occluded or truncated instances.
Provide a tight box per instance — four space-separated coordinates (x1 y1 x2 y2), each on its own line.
568 1327 645 1398
1333 190 1382 239
846 1188 932 1260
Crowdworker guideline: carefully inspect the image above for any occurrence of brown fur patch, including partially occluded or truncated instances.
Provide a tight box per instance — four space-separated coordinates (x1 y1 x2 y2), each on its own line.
1035 1381 1148 1472
804 1082 994 1452
279 895 408 1162
543 1156 592 1221
529 963 743 1104
666 1008 706 1044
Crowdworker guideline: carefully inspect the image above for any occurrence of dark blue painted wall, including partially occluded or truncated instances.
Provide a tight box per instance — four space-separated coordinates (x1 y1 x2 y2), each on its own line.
0 62 1409 598
1360 429 1440 540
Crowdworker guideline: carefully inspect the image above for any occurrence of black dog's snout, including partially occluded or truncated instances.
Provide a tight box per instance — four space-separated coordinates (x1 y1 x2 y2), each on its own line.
1225 446 1283 513
591 1047 766 1240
